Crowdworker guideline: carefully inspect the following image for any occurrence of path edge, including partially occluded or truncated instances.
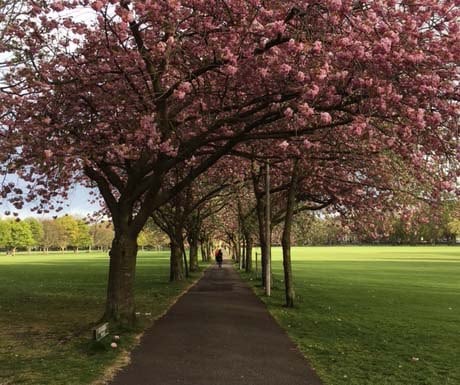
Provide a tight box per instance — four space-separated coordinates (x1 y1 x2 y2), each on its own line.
91 266 210 385
234 264 324 385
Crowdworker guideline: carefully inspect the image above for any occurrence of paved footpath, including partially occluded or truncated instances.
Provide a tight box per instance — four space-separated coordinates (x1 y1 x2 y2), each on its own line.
109 261 322 385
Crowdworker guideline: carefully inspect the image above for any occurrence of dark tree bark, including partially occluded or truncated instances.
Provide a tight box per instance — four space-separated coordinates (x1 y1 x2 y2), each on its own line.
188 234 199 272
255 194 268 284
244 234 253 273
170 235 185 281
186 213 201 272
281 160 299 308
241 238 246 269
200 238 208 262
104 231 139 326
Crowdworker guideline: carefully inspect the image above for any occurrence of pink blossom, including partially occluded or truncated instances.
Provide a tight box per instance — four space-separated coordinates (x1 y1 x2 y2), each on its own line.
223 65 238 76
250 19 264 32
269 21 286 35
44 150 53 159
312 41 322 53
126 12 135 23
299 103 314 117
279 141 289 150
174 90 186 100
258 68 269 78
92 1 104 12
307 84 320 98
284 108 294 118
178 82 192 93
320 112 332 124
317 68 328 80
280 64 292 76
440 181 453 191
156 42 166 53
303 139 313 149
329 0 342 11
52 1 65 12
296 71 305 82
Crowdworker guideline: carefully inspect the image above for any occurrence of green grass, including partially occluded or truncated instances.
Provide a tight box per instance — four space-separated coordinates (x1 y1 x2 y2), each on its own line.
0 251 202 385
243 246 460 385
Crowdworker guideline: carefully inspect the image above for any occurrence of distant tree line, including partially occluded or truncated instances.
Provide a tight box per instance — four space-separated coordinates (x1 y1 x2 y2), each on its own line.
0 215 171 254
292 202 460 246
0 216 113 254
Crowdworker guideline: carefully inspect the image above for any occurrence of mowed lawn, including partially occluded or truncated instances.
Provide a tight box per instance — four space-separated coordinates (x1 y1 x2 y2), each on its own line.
246 246 460 385
0 251 199 385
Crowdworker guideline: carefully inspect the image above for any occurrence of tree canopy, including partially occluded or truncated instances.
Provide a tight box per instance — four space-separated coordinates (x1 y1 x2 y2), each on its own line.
0 0 458 324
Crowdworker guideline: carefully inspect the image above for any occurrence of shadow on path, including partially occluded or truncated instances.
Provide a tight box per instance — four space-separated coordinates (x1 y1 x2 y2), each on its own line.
109 260 322 385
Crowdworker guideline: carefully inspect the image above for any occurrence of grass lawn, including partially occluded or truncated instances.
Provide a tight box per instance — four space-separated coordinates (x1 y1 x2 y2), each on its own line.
243 246 460 385
0 251 202 385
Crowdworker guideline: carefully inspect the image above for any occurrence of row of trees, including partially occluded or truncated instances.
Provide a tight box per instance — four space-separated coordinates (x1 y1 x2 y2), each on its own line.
0 216 113 253
1 1 458 325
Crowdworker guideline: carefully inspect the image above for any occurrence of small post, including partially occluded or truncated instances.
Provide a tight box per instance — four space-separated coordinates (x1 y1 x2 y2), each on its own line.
92 322 109 341
255 252 258 276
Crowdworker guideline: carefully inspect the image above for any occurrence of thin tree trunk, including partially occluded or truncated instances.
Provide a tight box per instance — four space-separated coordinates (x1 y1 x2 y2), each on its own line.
235 233 241 264
255 195 267 285
281 160 299 308
188 230 199 272
206 242 212 262
182 244 189 278
189 239 199 272
241 238 246 269
245 235 253 273
104 232 138 326
200 240 207 262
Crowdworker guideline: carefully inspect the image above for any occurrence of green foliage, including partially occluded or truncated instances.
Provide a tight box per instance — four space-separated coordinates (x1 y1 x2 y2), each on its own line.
293 213 345 245
244 246 460 385
0 220 12 248
24 218 44 247
55 216 79 250
140 219 169 248
74 220 92 249
8 220 34 250
448 219 460 236
41 219 66 250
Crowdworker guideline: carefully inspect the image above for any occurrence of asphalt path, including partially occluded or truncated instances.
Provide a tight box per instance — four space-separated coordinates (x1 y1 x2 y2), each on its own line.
109 260 323 385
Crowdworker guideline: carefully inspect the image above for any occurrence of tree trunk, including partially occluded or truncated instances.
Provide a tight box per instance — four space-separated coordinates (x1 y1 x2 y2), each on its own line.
206 242 212 262
200 240 207 262
104 233 138 326
241 238 246 269
188 230 200 272
235 233 241 264
245 235 253 273
282 234 295 307
281 160 299 308
255 195 268 286
170 237 185 281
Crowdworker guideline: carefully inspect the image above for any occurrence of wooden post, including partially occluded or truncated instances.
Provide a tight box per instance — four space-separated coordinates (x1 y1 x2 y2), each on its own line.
265 161 271 297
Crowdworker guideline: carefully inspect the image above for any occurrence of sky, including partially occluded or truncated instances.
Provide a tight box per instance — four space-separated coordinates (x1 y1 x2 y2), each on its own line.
0 5 102 221
1 182 103 220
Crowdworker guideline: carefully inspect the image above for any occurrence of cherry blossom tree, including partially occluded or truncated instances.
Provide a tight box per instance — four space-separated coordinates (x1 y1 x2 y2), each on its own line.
1 0 458 325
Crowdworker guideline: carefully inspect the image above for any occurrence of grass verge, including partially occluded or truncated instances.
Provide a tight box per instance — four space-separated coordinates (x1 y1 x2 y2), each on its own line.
241 246 460 385
0 251 205 385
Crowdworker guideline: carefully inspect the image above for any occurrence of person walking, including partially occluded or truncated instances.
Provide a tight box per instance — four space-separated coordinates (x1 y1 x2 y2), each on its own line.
215 248 223 268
